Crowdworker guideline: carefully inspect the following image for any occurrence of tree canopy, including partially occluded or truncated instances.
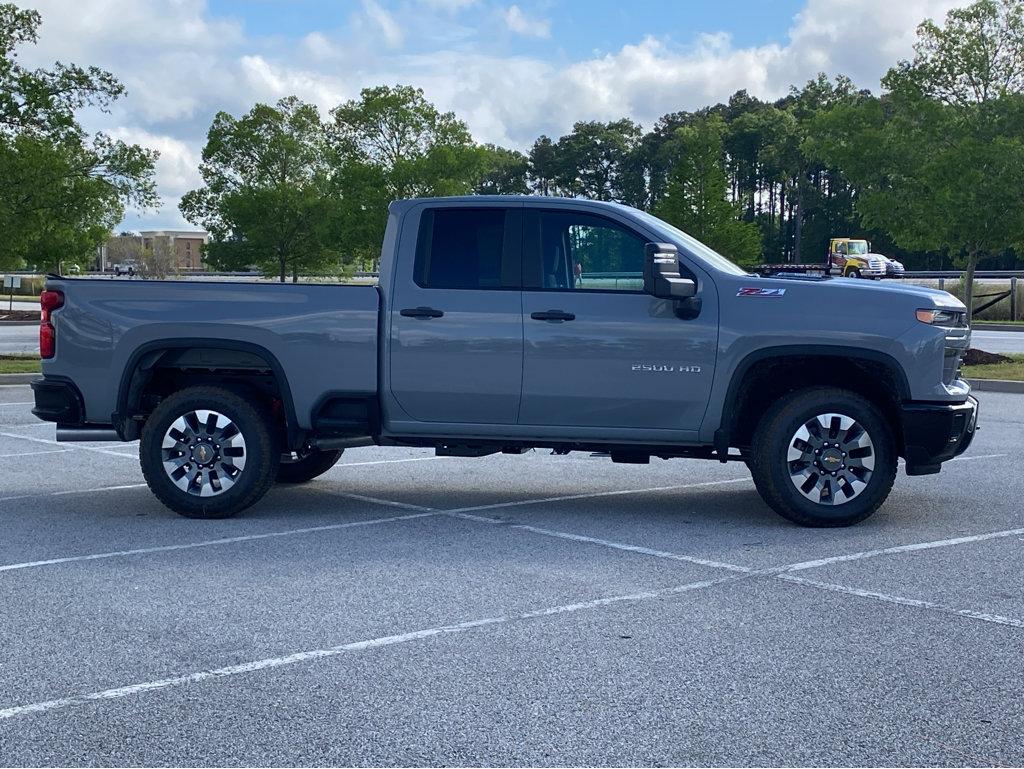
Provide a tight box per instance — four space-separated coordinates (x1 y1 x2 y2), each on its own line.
0 3 157 272
808 0 1024 315
180 97 339 281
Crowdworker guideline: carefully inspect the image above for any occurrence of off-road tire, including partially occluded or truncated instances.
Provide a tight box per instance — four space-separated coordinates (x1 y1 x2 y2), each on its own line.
749 387 897 527
140 386 279 518
277 449 344 484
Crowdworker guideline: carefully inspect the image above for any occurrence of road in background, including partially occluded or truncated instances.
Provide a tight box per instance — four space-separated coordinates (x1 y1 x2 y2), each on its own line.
0 325 38 354
972 330 1024 354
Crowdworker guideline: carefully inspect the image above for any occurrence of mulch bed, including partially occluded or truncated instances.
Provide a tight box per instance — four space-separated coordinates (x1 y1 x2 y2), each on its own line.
0 311 40 321
964 348 1012 365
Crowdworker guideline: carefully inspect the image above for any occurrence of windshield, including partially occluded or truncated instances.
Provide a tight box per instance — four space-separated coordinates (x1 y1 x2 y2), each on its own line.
631 209 750 276
847 240 868 255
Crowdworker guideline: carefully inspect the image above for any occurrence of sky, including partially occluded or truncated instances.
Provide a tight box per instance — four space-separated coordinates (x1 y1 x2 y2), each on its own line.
14 0 965 232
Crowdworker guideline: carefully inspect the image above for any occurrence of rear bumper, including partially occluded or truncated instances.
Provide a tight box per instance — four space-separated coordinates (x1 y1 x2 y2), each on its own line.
901 396 978 475
30 377 84 425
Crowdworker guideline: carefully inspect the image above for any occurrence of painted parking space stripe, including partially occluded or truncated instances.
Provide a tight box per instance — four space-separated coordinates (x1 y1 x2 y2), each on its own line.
444 477 753 515
0 448 70 459
0 430 137 459
776 574 1024 628
461 514 1024 630
0 573 739 721
780 527 1024 572
0 512 436 574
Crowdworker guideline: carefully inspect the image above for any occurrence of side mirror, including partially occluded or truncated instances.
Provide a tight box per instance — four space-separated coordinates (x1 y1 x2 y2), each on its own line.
643 242 696 299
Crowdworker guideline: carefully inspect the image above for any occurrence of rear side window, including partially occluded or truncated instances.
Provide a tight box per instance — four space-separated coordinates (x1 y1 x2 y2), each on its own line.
414 208 518 290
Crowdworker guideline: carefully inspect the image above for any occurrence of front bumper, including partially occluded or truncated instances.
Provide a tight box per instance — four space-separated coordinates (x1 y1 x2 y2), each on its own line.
901 396 978 475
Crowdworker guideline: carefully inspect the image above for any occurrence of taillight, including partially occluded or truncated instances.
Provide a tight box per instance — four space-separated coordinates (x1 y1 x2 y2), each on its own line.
39 290 63 359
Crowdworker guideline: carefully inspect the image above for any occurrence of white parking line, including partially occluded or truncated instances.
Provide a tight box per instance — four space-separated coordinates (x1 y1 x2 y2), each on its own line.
0 512 436 574
463 515 1024 630
0 483 149 503
777 574 1024 628
949 453 1009 463
0 401 33 407
0 573 738 721
781 527 1024 572
450 516 749 573
444 477 752 515
331 456 447 468
0 431 136 459
0 449 70 459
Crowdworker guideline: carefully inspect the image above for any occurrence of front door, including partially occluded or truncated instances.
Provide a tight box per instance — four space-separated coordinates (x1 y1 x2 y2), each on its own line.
388 204 524 425
519 208 718 435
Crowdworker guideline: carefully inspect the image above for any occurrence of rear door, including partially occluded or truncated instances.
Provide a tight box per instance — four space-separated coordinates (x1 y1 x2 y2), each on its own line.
387 204 524 425
519 207 718 435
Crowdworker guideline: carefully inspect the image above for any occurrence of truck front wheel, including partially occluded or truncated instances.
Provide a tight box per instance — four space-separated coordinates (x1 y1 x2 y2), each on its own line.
139 386 279 518
749 387 897 527
277 448 344 483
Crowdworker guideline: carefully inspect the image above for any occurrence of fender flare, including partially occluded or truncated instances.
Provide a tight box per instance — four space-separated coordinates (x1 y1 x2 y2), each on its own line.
114 338 299 445
713 345 911 457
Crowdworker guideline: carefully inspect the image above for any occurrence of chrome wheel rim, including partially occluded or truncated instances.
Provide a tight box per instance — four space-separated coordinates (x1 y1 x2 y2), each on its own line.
161 409 246 497
787 412 874 506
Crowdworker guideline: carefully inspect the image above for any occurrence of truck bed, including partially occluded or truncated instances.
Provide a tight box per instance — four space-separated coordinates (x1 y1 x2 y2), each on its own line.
43 278 380 429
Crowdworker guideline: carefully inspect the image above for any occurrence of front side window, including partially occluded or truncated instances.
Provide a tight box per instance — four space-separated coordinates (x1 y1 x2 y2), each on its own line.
414 208 513 290
530 211 646 292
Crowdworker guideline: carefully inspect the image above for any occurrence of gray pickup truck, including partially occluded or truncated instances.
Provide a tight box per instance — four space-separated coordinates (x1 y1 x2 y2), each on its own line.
31 196 978 526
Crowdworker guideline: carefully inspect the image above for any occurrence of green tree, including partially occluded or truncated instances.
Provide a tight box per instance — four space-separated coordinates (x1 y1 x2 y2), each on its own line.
654 115 762 266
329 85 482 261
180 97 340 282
810 0 1024 317
0 4 158 271
473 144 529 194
550 119 642 201
527 135 558 195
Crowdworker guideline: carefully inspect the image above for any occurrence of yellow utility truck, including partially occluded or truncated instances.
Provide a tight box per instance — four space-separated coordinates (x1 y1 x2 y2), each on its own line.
828 238 905 278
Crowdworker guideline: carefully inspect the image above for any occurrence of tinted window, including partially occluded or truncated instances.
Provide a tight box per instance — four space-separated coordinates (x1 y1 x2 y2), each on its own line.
414 208 509 290
533 211 646 292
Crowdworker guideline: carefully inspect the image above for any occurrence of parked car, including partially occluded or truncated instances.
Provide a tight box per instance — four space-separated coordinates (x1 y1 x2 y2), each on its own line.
30 197 976 527
112 260 137 276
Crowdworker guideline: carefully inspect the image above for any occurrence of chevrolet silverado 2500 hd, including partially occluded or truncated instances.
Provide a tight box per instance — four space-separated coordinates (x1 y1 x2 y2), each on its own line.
31 197 977 526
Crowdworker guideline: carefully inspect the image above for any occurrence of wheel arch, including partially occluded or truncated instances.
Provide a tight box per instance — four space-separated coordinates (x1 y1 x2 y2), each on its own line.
715 345 910 457
115 338 300 447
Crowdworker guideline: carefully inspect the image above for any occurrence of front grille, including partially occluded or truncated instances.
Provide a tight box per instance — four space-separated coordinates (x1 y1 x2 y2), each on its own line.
943 347 964 384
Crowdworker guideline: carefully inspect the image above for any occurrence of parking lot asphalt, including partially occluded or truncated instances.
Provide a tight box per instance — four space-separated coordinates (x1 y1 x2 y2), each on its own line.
0 384 1021 766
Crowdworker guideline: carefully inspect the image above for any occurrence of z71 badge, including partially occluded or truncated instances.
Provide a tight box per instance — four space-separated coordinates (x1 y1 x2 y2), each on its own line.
737 287 786 297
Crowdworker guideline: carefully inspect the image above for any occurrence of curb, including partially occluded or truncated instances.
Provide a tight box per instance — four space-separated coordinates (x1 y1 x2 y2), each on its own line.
0 373 39 385
972 323 1024 332
967 378 1024 394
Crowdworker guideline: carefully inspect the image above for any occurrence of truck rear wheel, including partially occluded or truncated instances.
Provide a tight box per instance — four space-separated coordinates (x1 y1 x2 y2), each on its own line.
277 448 344 483
749 387 896 527
139 386 279 519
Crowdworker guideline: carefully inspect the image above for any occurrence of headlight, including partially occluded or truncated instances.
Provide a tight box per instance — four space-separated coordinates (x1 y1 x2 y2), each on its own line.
916 308 967 326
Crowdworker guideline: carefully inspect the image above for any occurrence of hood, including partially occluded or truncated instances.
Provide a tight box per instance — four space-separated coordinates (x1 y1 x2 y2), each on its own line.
765 272 963 309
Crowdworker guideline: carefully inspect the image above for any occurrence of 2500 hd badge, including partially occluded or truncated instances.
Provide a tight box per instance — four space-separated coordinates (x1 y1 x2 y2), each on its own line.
631 363 702 373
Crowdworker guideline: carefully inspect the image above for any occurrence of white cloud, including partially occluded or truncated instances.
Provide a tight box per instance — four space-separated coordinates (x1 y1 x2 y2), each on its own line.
420 0 477 11
9 0 968 230
501 5 551 38
360 0 405 48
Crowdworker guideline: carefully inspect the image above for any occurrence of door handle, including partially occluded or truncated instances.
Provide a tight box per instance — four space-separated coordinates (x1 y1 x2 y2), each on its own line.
400 306 444 319
530 309 576 321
